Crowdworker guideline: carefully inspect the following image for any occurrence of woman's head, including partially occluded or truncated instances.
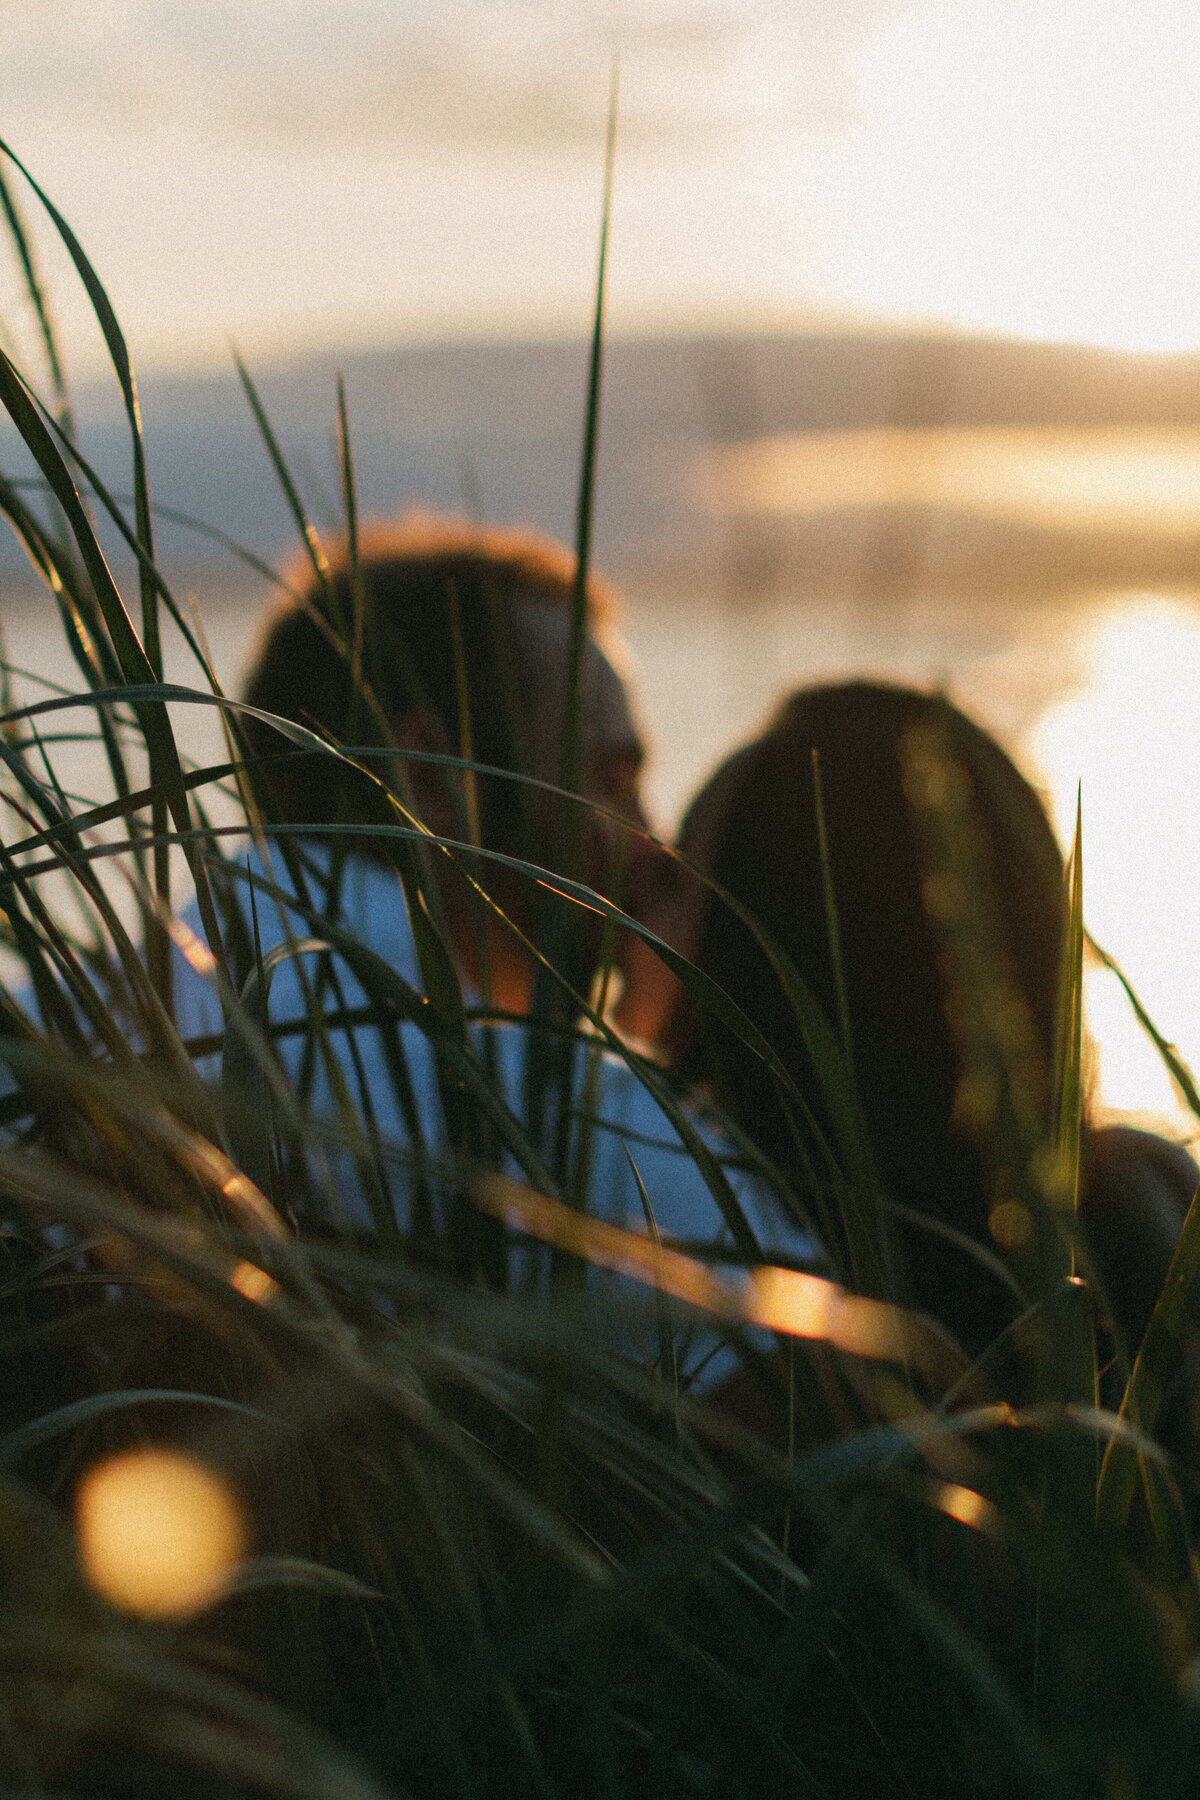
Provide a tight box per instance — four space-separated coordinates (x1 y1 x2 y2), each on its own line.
669 681 1065 1351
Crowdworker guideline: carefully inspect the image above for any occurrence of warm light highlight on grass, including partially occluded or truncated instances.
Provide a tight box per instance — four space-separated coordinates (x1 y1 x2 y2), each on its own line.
229 1260 278 1303
476 1174 966 1387
932 1481 996 1533
1033 600 1200 1126
75 1449 248 1619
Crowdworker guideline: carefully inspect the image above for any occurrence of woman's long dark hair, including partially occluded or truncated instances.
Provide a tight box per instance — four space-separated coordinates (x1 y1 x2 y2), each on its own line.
674 681 1065 1357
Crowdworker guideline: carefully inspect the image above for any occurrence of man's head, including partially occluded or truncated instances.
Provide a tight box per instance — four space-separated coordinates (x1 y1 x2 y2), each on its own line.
240 512 650 912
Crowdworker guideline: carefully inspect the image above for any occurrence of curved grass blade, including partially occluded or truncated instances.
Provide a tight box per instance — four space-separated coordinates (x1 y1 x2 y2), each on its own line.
227 1556 384 1602
4 473 303 599
0 1388 272 1468
0 162 71 431
1087 927 1200 1123
0 145 179 1016
1096 1175 1200 1529
0 136 158 668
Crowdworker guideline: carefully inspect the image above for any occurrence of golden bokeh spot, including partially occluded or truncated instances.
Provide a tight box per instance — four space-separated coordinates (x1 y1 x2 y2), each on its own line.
75 1448 247 1620
984 994 1037 1055
1031 1144 1075 1208
952 1069 999 1135
901 741 970 814
920 870 965 922
988 1199 1034 1251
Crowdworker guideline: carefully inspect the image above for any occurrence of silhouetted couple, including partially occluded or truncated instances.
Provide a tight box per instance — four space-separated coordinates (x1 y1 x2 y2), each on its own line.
187 513 1198 1438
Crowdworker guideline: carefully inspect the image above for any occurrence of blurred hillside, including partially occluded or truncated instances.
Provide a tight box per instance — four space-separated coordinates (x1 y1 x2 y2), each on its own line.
5 330 1200 604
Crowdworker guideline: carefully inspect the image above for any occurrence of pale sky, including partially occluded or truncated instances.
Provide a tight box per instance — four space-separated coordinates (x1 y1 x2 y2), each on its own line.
3 0 1200 375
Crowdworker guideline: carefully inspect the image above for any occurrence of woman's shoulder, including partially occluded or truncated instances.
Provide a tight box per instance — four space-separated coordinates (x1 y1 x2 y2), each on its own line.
1082 1123 1199 1231
1080 1122 1200 1350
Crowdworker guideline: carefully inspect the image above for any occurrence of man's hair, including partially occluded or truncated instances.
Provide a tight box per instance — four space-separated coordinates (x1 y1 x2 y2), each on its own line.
240 511 617 846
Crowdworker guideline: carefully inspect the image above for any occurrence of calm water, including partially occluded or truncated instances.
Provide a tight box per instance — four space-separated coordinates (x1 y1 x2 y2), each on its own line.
4 579 1197 1137
628 579 1200 1139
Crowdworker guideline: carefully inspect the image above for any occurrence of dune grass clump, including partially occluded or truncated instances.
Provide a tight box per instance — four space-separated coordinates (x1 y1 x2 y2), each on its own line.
2 138 1200 1799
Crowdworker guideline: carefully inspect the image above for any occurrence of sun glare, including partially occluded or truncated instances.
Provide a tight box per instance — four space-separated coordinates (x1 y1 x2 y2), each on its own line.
1031 599 1200 1127
75 1448 248 1620
846 0 1200 355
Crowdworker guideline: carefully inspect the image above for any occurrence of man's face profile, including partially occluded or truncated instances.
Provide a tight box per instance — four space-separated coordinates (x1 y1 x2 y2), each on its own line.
509 598 652 902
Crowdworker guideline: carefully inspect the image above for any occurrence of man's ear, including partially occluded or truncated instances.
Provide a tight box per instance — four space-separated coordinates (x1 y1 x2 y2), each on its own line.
389 708 459 838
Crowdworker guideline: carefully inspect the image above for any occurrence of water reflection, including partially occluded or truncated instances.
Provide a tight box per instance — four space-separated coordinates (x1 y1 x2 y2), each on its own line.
1030 596 1200 1134
637 579 1200 1142
701 428 1200 535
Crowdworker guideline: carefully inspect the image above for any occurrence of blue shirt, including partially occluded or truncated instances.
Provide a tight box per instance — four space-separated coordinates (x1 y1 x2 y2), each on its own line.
171 841 821 1385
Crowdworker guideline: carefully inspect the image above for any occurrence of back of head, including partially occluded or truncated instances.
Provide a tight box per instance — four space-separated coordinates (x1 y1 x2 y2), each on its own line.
675 680 1065 1352
241 512 622 858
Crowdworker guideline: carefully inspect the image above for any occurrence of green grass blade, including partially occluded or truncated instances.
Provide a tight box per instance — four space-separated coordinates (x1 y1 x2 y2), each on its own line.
1087 927 1200 1122
557 59 617 808
234 351 334 605
530 64 620 1209
336 374 363 682
1052 787 1084 1219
